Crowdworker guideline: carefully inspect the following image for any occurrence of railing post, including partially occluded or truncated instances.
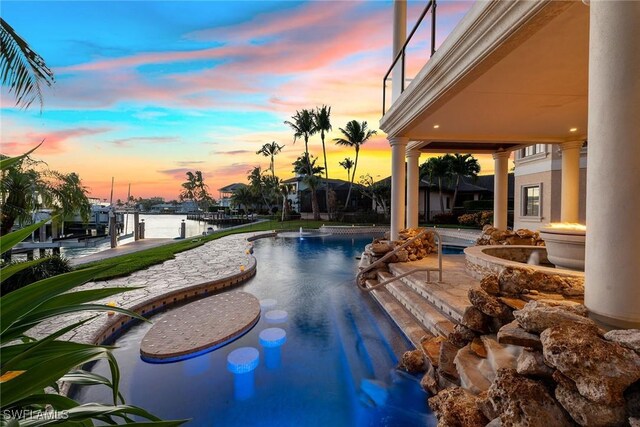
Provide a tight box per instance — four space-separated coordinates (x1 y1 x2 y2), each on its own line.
431 0 437 57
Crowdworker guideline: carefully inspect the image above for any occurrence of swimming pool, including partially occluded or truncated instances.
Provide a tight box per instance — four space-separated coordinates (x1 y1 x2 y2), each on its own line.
75 234 436 426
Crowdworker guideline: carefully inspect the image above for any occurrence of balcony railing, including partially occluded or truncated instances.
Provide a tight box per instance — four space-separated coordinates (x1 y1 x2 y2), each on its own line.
383 0 437 115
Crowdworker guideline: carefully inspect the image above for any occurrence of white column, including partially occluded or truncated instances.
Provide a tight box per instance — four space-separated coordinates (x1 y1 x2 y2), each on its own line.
492 151 510 230
585 0 640 328
390 137 409 240
406 150 421 229
559 141 583 223
392 0 407 102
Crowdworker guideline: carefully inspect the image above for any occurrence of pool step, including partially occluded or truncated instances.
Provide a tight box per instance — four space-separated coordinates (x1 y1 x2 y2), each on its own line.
365 279 433 349
387 264 471 323
376 271 456 339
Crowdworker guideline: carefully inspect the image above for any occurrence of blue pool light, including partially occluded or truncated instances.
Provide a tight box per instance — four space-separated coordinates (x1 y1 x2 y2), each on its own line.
264 310 288 324
227 347 260 400
259 299 277 310
259 328 287 370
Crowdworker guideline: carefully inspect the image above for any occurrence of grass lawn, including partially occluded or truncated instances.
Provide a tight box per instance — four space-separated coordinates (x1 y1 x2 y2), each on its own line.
76 219 355 281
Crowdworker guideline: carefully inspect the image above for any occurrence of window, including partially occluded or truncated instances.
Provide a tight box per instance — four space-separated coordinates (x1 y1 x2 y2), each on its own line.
522 185 541 217
522 144 546 157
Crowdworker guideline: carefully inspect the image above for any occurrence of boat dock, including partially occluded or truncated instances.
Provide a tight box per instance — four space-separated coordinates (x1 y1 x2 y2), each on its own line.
186 213 254 226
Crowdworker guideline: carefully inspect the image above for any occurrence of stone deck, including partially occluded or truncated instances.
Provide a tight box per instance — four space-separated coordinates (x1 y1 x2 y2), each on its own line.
30 232 273 345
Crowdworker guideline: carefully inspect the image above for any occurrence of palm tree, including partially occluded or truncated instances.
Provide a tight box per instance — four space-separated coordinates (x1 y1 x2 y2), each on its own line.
256 141 284 179
284 109 316 175
449 153 481 209
292 154 324 220
0 159 91 236
230 184 255 214
313 106 332 214
420 156 452 214
279 183 295 221
339 157 354 182
180 171 211 211
0 18 55 110
333 120 377 210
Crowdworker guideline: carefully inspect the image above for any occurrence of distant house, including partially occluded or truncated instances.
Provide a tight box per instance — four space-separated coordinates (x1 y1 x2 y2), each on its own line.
217 183 245 208
281 176 369 214
149 203 179 214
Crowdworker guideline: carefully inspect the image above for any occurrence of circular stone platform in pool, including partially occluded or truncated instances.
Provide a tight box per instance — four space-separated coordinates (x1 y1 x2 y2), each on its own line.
140 291 260 363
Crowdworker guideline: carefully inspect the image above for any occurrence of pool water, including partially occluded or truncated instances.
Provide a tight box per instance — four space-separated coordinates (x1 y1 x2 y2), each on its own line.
75 234 436 426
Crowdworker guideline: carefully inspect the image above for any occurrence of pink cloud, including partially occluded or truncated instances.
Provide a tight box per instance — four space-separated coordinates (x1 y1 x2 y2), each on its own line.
1 126 113 155
111 136 179 147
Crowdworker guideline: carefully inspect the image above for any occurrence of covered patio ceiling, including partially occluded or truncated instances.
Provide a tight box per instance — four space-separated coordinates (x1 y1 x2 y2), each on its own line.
382 1 590 151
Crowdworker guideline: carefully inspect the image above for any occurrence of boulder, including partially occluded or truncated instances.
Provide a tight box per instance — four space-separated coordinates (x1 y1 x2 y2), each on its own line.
480 274 500 295
471 337 487 358
499 296 527 310
428 387 489 427
448 324 477 348
498 266 584 297
421 335 445 367
399 349 425 374
468 288 509 318
370 239 393 255
516 349 554 377
513 301 598 334
486 369 573 427
420 364 439 395
555 385 627 427
439 340 461 380
497 321 542 350
454 344 493 394
541 323 640 405
605 329 640 354
461 306 490 333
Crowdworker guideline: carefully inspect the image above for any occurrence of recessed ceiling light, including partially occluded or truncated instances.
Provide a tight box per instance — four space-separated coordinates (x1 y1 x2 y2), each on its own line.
569 127 578 132
433 124 440 129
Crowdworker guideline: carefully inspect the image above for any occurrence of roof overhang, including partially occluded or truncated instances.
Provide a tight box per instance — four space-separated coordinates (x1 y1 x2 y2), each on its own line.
380 0 589 151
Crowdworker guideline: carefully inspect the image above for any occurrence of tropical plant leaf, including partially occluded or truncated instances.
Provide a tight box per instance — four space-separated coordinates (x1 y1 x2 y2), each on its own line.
0 219 50 256
0 141 42 171
1 341 113 372
0 18 54 110
0 266 110 337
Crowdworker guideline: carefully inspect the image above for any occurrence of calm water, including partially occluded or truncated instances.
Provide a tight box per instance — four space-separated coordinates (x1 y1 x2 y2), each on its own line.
61 214 219 259
75 234 435 426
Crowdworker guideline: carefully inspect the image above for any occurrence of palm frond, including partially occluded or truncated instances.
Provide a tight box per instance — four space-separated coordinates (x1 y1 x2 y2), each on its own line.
0 18 54 110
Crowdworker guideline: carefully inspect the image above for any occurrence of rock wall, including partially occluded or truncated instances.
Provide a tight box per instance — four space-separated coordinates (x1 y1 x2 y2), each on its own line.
476 225 545 246
398 270 639 427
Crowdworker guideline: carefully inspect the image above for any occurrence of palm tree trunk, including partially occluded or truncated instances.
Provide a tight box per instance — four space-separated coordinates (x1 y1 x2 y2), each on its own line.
321 132 330 218
345 147 359 211
311 186 320 220
438 178 445 213
452 175 460 210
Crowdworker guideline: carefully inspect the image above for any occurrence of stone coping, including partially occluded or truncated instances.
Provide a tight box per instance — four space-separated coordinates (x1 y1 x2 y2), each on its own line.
140 291 261 362
319 225 389 235
464 245 585 280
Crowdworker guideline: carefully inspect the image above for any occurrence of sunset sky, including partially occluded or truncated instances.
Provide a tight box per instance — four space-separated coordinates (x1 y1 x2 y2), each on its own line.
1 0 489 202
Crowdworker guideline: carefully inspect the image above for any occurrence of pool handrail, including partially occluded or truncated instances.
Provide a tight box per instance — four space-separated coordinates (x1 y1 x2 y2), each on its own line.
356 229 443 291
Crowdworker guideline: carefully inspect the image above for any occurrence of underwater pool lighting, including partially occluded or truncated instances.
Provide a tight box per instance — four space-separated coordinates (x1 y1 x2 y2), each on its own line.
264 310 288 324
259 299 277 310
259 328 287 348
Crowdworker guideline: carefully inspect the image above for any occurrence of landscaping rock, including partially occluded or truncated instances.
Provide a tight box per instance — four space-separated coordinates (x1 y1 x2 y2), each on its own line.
454 344 493 394
541 323 640 405
480 274 500 295
428 387 489 427
605 329 640 354
516 349 553 377
486 369 573 427
471 337 487 358
626 381 640 418
421 335 445 367
481 335 522 374
498 296 526 310
448 324 477 348
370 239 393 255
420 364 439 395
461 306 490 333
399 349 425 374
513 301 597 334
498 266 584 297
468 288 508 318
555 385 627 427
497 321 542 350
439 340 461 380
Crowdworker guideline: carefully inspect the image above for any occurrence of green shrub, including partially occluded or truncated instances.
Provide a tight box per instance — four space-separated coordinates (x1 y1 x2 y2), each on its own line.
1 255 72 296
457 213 478 226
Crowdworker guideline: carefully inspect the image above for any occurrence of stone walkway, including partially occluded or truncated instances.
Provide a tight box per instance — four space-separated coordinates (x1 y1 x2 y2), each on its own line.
31 233 266 344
